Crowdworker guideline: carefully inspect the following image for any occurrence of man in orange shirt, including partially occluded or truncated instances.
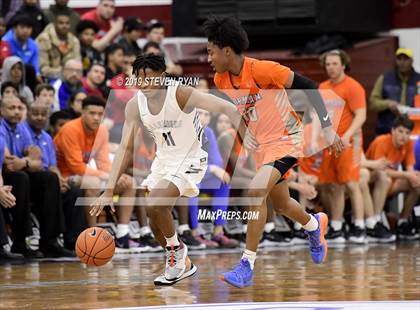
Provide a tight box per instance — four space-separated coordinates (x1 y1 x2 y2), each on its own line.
366 116 420 240
54 95 136 251
204 16 343 288
318 50 367 244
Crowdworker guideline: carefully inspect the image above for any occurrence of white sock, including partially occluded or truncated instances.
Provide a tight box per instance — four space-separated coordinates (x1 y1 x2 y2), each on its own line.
116 224 130 239
331 220 343 231
365 216 377 229
398 218 408 226
177 224 190 235
242 224 248 234
165 233 180 247
139 226 152 237
264 222 275 233
242 249 256 270
354 219 365 229
302 215 318 232
294 222 302 230
376 214 381 222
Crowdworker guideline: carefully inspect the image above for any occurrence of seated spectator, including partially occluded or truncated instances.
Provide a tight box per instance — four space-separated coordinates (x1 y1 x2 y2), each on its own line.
370 48 420 134
25 102 84 251
50 59 84 111
1 56 34 104
3 14 40 76
64 91 86 119
36 11 81 80
81 0 123 52
82 63 106 99
0 137 23 262
146 19 182 75
0 17 11 68
366 116 420 240
0 17 6 37
76 20 103 74
9 0 48 38
35 84 55 110
44 0 80 35
117 16 143 56
49 110 71 137
143 40 182 76
53 96 136 251
0 81 19 98
0 96 71 258
105 43 124 86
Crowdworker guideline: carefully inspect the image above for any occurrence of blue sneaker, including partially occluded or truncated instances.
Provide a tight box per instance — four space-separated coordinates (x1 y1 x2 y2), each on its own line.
220 258 253 288
304 213 328 264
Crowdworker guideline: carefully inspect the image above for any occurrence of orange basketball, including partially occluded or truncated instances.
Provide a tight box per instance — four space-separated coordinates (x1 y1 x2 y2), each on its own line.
75 227 115 266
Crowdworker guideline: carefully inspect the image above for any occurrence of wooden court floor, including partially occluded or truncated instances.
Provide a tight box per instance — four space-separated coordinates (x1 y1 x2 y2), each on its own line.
0 242 418 309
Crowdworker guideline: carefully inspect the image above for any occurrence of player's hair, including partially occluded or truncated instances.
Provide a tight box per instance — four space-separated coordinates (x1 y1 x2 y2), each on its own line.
1 81 19 96
35 84 55 97
392 116 414 131
203 16 249 54
319 49 351 71
132 53 166 76
50 110 71 126
82 95 106 109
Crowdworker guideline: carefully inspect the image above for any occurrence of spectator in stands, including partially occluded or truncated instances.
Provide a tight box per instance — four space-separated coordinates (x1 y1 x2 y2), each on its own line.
189 108 239 248
82 63 106 98
0 137 24 262
117 16 143 56
146 19 182 75
54 96 136 251
2 15 39 76
81 0 123 52
76 20 103 74
143 40 182 76
64 91 86 119
0 17 7 38
366 116 420 240
35 84 55 110
318 49 366 244
3 0 23 24
0 81 19 98
49 110 71 137
370 48 420 135
50 59 84 111
25 102 84 251
37 11 81 80
9 0 48 38
0 96 72 257
44 0 80 35
1 56 34 103
105 43 124 85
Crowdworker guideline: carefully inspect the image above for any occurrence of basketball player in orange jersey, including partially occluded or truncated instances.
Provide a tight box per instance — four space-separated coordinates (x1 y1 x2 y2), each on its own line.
318 50 367 244
204 16 344 288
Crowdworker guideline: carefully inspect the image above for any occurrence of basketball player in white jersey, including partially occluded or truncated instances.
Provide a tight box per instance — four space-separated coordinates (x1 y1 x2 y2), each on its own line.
89 54 244 285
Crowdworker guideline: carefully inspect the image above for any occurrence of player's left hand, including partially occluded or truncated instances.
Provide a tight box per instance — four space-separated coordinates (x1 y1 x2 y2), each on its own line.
89 190 115 217
324 127 344 155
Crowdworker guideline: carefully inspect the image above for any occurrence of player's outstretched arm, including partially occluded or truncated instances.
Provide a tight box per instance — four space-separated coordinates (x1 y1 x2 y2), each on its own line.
90 96 140 217
176 86 249 144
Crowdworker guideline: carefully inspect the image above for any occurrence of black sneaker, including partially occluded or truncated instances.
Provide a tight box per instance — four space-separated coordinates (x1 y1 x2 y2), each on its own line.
139 233 162 252
11 244 43 259
40 242 75 258
115 234 131 253
397 222 420 240
179 230 206 250
260 229 291 247
292 229 308 245
325 227 346 244
0 247 24 263
367 222 396 243
348 226 367 244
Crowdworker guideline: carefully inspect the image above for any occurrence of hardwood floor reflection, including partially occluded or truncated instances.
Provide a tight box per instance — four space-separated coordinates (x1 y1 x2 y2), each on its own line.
0 243 418 309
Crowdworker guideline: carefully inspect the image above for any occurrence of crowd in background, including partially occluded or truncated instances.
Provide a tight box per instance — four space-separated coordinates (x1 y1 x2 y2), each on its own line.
0 0 419 263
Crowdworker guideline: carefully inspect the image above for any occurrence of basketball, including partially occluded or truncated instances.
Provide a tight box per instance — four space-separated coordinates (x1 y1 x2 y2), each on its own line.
75 227 115 266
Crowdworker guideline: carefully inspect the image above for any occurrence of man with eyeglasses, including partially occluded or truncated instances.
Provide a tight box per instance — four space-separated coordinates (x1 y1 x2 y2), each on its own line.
50 59 84 112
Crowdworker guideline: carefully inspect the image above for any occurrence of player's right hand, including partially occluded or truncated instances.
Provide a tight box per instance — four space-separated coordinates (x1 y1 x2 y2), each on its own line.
89 190 115 217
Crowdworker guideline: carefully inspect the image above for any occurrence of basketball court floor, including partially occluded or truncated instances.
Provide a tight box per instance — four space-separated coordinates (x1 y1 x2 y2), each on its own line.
0 242 418 309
